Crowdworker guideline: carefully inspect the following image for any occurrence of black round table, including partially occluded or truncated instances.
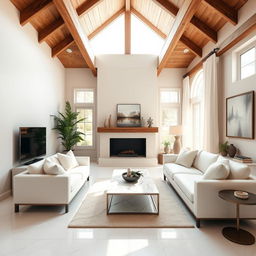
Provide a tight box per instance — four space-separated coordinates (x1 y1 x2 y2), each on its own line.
219 190 256 245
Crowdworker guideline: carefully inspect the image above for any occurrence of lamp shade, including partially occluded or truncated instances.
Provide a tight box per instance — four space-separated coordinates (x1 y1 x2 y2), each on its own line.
169 125 182 136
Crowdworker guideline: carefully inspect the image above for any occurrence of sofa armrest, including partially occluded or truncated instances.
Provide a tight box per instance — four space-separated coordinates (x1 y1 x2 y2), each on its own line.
163 154 178 164
76 156 90 166
13 172 70 204
194 179 256 218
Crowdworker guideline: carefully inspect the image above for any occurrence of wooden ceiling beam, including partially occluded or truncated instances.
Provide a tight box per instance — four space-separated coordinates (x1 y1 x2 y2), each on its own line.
203 0 238 25
52 35 74 57
77 0 104 16
180 35 202 57
38 18 65 43
88 8 125 40
125 0 131 54
20 0 53 26
152 0 217 43
158 0 203 75
53 0 96 76
131 8 202 57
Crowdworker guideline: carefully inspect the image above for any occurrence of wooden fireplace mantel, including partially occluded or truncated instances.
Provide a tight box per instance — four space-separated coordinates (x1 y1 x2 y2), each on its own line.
97 127 159 133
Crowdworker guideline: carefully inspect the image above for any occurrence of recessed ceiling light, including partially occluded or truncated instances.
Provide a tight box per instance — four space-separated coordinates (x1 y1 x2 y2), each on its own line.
66 48 72 53
183 48 190 54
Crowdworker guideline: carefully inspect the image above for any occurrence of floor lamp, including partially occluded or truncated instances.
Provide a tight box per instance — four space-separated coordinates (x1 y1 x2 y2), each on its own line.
170 125 182 154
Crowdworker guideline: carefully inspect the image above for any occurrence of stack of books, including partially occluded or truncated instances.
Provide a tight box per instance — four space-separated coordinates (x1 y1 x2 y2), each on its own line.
234 155 253 163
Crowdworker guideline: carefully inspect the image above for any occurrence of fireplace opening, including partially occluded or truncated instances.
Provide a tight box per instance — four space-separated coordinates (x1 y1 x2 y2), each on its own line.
110 138 146 157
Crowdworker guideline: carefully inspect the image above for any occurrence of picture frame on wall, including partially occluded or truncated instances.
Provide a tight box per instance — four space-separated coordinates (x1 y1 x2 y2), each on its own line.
116 104 141 127
226 91 254 139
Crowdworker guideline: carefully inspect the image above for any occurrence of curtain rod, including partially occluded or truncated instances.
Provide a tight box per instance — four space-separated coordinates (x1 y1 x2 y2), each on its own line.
183 48 219 78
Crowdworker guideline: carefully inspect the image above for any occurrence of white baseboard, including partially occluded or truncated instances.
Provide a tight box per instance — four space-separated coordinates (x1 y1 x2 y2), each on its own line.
0 190 11 201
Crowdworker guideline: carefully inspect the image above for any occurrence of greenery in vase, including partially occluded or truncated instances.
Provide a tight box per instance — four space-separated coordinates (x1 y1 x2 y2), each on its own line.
219 141 229 153
163 141 171 147
53 101 85 151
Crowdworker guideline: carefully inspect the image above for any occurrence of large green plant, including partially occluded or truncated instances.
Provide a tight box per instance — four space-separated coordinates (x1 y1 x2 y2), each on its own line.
54 101 85 151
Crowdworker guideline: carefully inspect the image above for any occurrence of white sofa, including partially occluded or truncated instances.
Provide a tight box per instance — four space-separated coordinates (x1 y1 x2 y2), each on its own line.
13 154 90 213
163 151 256 227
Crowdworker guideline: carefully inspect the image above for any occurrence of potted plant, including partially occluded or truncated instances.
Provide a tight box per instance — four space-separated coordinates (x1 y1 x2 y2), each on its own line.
53 101 85 151
163 140 171 154
219 141 229 156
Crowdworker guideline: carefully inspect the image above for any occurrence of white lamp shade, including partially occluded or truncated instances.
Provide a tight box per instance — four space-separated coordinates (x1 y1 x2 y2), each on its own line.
170 125 182 136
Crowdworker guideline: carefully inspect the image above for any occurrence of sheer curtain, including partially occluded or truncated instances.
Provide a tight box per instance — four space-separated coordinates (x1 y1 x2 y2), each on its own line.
202 54 219 153
182 76 193 149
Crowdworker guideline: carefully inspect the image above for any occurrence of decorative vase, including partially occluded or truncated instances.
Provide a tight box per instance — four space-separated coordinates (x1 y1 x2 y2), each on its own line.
173 136 181 154
104 118 108 128
141 117 146 127
228 144 237 158
108 114 112 128
164 145 170 154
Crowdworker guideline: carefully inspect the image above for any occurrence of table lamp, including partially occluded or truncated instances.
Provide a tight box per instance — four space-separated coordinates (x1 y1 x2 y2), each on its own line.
170 125 182 154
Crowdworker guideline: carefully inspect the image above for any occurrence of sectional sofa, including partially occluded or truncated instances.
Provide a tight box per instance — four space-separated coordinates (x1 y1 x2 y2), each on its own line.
163 151 256 227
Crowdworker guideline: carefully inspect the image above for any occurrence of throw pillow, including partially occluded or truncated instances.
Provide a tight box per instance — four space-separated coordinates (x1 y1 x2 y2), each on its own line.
175 149 198 168
43 159 66 175
27 160 45 174
228 160 251 179
202 161 230 180
57 150 79 171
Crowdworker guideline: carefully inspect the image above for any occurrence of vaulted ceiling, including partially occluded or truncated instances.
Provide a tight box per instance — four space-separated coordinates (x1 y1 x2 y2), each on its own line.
10 0 248 75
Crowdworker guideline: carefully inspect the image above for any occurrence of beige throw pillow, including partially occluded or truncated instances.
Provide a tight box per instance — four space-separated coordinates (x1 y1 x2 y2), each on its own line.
202 160 230 180
27 160 45 174
57 150 79 171
43 159 65 175
175 149 198 168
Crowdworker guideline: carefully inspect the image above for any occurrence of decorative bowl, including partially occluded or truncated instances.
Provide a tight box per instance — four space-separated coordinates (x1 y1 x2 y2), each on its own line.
234 191 249 199
122 172 142 183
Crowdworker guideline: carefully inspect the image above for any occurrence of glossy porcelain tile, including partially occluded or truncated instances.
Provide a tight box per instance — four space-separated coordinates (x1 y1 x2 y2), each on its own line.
0 163 256 256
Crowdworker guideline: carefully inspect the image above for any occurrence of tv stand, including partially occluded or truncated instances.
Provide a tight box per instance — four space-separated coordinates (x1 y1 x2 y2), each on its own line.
24 158 44 165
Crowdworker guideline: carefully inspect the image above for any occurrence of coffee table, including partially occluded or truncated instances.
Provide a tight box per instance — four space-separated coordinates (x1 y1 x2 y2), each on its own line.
106 169 159 215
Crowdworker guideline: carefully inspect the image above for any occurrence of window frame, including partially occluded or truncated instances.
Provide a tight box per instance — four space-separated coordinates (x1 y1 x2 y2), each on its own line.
74 88 96 150
237 43 256 81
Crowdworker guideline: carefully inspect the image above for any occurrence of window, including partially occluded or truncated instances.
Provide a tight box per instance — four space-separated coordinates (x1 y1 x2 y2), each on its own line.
74 89 95 147
190 70 203 150
239 47 256 79
159 88 181 150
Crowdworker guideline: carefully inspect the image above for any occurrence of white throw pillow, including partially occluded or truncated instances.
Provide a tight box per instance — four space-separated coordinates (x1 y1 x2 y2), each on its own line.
43 159 65 175
175 149 198 168
57 150 79 171
27 160 45 174
228 160 250 179
202 161 230 180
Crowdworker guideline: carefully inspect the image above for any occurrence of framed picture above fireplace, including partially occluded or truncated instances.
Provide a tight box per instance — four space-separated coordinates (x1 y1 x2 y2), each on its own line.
117 104 141 127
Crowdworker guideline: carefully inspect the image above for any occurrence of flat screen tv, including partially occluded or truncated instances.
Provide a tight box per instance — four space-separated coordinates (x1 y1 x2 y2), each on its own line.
19 127 46 162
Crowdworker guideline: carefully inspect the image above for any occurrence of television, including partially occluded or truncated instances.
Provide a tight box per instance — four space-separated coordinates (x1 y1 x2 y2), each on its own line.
19 127 46 163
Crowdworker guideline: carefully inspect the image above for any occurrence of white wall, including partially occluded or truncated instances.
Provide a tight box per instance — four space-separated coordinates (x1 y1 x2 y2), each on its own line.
65 69 97 160
0 1 65 197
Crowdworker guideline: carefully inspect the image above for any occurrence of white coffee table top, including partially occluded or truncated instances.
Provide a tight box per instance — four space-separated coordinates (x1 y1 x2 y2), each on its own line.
107 169 159 195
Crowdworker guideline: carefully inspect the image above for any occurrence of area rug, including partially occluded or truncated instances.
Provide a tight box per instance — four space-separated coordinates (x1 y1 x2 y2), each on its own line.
68 179 194 228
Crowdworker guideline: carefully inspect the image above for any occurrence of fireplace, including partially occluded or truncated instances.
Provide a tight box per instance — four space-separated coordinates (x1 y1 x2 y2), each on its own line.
110 138 146 157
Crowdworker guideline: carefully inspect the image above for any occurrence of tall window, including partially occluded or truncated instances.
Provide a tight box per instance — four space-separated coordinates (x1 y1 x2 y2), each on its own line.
74 89 95 147
159 88 181 150
239 46 256 80
191 70 203 150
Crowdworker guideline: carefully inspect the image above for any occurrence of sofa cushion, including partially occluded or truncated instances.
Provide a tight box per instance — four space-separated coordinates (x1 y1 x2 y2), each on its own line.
164 163 202 180
202 160 230 180
69 166 89 180
70 172 84 192
27 160 45 174
228 160 251 179
174 174 202 202
58 150 79 171
193 151 218 173
175 149 198 168
43 159 66 175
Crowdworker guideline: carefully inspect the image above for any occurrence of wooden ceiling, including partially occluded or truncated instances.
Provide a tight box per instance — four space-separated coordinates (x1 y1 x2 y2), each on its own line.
10 0 248 74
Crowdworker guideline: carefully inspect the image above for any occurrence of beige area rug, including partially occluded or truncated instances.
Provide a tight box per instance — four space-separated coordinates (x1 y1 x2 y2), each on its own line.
68 179 194 228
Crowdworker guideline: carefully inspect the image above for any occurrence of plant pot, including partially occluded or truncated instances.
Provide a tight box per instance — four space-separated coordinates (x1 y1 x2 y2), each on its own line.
220 151 227 156
228 144 237 158
164 145 170 154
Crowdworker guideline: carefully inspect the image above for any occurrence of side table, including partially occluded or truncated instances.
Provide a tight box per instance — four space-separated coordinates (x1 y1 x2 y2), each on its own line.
158 153 174 165
219 190 256 245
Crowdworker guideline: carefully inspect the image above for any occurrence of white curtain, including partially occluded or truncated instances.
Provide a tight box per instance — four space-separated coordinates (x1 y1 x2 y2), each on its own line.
202 54 219 153
182 76 193 149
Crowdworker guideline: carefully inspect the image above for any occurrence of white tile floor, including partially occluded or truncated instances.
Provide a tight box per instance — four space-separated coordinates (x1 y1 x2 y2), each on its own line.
1 164 256 256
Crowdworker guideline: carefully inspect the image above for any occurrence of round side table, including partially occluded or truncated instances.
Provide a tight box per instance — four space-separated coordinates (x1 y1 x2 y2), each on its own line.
219 190 256 245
